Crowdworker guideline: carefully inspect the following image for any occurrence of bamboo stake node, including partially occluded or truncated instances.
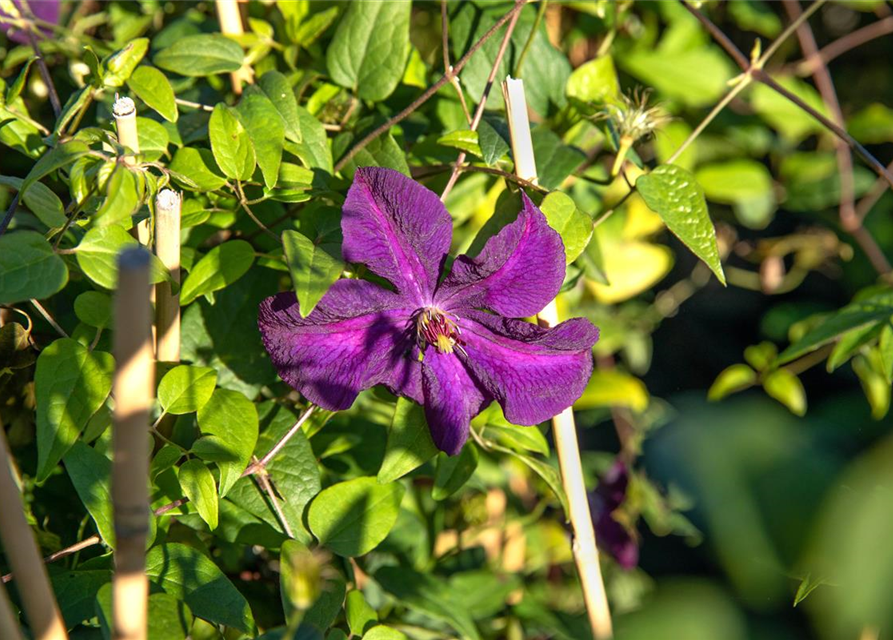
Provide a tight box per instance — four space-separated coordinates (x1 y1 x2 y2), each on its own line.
215 0 252 94
0 427 68 640
111 246 153 640
502 76 614 640
112 95 139 162
154 189 181 363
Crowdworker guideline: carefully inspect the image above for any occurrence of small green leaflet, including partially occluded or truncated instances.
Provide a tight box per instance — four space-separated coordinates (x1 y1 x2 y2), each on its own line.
326 0 411 102
210 103 256 181
539 191 592 264
74 225 171 290
154 34 244 77
258 71 302 143
636 164 726 285
195 388 259 497
236 88 285 190
180 240 255 305
127 66 178 122
64 441 115 545
103 38 149 87
282 229 343 318
35 339 114 482
432 445 479 501
0 231 68 304
378 397 438 484
178 459 219 530
157 365 217 415
308 477 405 557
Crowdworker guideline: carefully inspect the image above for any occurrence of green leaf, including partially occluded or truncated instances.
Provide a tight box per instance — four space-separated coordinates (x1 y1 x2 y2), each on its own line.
169 147 227 191
103 38 149 87
0 176 66 228
751 78 829 142
340 133 409 179
879 324 893 383
157 365 217 415
827 322 881 372
75 225 170 290
363 627 408 640
285 106 333 173
145 543 255 634
539 192 592 264
566 55 619 105
127 66 178 122
374 566 481 640
180 240 255 305
636 164 726 285
378 398 438 484
707 364 758 401
438 130 482 158
475 405 548 456
7 57 36 104
20 140 90 198
178 459 219 530
236 89 285 190
282 229 343 317
136 117 170 162
35 339 114 482
853 352 890 420
195 388 259 497
93 165 141 227
346 590 378 636
0 231 68 304
432 445 478 501
531 127 586 191
695 159 775 229
848 103 893 145
154 34 244 77
308 477 405 557
53 569 112 628
478 118 510 166
226 403 321 541
64 441 115 545
574 369 649 412
258 71 302 143
778 290 893 364
210 103 256 181
623 47 735 107
793 573 830 607
763 369 807 417
304 575 347 633
326 0 410 102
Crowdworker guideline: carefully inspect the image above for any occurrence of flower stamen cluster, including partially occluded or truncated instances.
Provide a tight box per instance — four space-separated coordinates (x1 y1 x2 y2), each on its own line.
415 308 466 357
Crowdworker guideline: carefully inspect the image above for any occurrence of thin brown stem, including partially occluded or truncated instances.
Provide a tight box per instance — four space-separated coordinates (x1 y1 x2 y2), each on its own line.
24 29 61 118
441 0 472 124
29 299 68 338
783 1 889 276
334 1 526 173
411 164 548 193
238 182 280 243
795 17 893 74
252 458 294 538
855 160 893 223
243 405 316 476
440 1 524 201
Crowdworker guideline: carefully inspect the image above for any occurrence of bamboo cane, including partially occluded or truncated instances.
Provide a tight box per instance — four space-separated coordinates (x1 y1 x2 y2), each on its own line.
111 247 154 640
0 579 24 640
113 96 150 246
154 189 181 363
502 76 614 640
215 0 252 94
0 426 68 640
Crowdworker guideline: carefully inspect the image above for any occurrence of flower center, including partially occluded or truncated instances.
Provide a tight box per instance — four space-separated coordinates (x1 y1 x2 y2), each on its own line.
415 308 465 356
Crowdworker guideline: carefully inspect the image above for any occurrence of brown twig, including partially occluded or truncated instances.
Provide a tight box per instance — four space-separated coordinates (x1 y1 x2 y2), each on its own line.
111 247 154 640
23 29 61 118
0 426 68 640
794 16 893 75
441 0 472 125
855 160 893 223
440 0 524 201
243 405 316 476
411 163 548 194
29 299 68 338
783 1 889 276
334 1 526 173
251 457 294 538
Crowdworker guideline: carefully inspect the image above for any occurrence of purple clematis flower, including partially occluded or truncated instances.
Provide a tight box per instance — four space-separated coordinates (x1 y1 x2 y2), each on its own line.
589 461 639 569
258 167 599 455
0 0 59 44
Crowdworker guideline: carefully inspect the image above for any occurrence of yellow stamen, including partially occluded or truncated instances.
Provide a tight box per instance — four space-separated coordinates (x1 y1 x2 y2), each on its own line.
435 334 454 354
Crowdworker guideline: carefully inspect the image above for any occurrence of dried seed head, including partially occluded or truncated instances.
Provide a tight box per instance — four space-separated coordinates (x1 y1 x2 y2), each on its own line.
597 88 670 145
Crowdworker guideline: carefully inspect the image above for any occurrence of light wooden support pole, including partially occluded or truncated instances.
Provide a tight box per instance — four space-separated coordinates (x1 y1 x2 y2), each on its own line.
0 427 68 640
215 0 252 94
503 76 614 640
113 96 139 165
0 579 24 640
111 247 153 640
113 96 150 245
154 189 181 363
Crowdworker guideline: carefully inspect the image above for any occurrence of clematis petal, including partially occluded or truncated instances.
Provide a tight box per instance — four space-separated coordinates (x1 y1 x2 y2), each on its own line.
342 167 453 306
458 310 598 426
258 279 421 410
436 193 565 318
422 350 489 455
